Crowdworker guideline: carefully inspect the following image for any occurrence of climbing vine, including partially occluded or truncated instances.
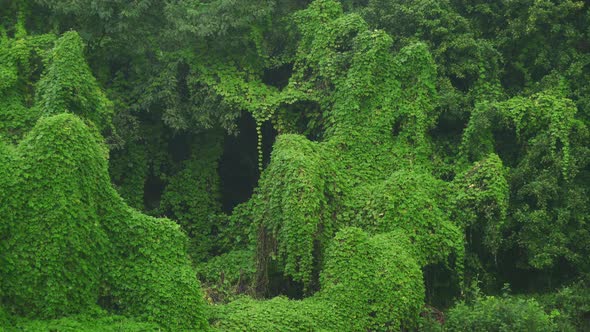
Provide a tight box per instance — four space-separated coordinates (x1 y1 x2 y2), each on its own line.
0 26 209 330
36 31 113 133
207 1 508 330
2 0 590 330
0 114 209 330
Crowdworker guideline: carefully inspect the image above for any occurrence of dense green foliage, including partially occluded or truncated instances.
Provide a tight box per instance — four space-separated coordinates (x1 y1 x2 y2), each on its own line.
445 296 558 332
0 114 208 330
536 281 590 331
3 114 109 317
7 311 160 332
209 228 424 331
2 0 590 330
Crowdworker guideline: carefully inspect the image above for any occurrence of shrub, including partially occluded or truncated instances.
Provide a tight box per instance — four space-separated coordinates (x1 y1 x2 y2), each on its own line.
536 281 590 331
320 228 425 331
9 312 160 332
208 296 346 331
196 250 256 303
445 295 558 332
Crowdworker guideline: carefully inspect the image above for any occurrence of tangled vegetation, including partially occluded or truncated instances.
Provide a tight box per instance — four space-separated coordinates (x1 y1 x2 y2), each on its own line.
1 0 590 330
0 30 207 330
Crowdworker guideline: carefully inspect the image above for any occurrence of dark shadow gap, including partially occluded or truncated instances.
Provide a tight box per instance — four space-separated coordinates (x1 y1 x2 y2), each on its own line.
219 111 277 213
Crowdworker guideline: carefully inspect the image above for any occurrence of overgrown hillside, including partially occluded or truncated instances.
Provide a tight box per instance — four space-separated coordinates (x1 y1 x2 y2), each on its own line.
1 0 589 330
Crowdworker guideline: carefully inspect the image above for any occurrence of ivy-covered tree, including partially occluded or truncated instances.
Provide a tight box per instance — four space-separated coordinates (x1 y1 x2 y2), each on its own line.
0 114 209 330
202 1 508 330
0 25 209 330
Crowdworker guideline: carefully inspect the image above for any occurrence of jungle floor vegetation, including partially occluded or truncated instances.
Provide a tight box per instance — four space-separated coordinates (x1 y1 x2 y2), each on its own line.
1 0 590 331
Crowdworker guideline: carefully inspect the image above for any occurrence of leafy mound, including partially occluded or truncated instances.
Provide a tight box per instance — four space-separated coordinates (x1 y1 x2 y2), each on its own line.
0 114 208 330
